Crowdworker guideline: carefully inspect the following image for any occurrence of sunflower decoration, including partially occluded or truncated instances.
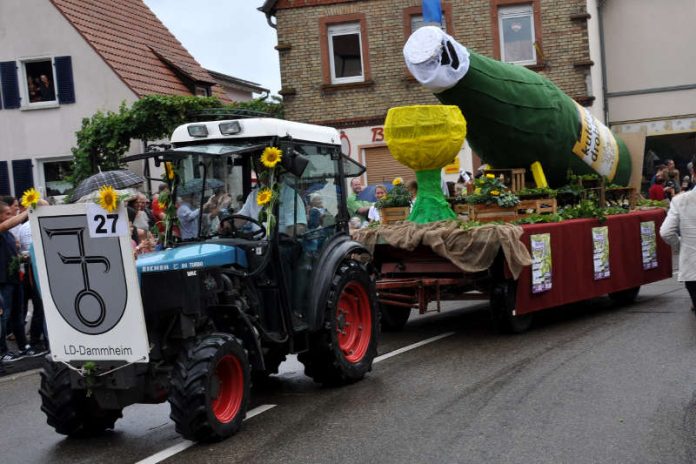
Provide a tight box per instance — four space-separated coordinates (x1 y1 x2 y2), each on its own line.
97 185 119 213
21 188 41 209
392 177 404 186
164 162 176 181
261 146 283 168
256 187 273 206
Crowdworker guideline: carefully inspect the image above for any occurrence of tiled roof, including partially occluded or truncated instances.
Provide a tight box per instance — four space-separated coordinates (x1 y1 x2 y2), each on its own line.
50 0 228 100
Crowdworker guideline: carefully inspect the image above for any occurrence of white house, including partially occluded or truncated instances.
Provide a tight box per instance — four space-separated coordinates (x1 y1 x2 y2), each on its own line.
0 0 262 198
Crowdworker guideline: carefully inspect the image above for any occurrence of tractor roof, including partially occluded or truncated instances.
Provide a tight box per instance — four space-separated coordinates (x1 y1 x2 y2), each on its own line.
171 118 341 146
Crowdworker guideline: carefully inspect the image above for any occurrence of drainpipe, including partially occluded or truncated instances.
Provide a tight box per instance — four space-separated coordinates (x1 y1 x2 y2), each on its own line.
597 0 609 124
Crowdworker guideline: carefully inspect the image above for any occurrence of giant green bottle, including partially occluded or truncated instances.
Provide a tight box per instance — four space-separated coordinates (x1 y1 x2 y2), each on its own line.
403 26 631 187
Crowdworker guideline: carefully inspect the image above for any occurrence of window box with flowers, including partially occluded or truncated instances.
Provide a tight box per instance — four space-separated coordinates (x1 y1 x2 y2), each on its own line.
466 173 520 222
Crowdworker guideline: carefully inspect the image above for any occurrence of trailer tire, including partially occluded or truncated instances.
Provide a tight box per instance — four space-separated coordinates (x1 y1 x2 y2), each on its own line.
299 260 378 386
490 280 533 334
169 333 250 442
609 286 640 305
380 304 411 331
39 359 122 437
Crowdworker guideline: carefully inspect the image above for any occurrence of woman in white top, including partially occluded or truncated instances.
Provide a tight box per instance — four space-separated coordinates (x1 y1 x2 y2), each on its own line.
367 184 388 223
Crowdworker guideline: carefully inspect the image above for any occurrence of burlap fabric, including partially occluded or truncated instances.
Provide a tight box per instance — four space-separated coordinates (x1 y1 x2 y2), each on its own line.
351 221 532 279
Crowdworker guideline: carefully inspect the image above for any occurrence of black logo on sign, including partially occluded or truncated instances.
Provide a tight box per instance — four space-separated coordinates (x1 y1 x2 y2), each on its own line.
45 227 110 328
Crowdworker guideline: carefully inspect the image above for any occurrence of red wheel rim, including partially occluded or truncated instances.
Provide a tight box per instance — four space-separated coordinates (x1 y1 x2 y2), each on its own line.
211 354 244 423
336 281 372 363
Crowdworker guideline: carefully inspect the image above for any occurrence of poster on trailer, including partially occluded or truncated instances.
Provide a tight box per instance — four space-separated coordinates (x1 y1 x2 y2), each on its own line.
592 226 610 280
530 233 552 293
640 221 658 270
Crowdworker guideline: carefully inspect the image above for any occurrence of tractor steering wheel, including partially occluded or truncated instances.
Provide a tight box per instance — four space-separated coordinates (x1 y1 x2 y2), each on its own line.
219 214 267 240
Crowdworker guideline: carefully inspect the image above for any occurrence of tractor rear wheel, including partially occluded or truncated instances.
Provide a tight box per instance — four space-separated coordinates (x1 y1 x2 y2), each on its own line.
39 359 122 437
169 333 250 442
299 260 378 386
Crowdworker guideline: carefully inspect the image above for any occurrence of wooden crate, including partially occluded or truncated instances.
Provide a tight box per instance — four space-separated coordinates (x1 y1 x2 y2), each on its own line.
605 187 636 209
484 168 526 192
380 206 410 224
468 204 518 223
516 198 557 217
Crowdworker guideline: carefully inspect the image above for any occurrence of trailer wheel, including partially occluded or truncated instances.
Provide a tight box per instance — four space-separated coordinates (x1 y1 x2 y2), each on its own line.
39 359 122 437
299 260 378 386
609 286 641 305
490 280 532 334
169 333 250 442
380 304 411 331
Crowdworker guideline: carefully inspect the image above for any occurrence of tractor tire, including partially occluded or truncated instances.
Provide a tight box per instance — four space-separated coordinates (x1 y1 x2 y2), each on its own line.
609 286 641 305
490 280 533 334
299 260 378 386
39 359 122 437
380 304 411 332
169 333 250 442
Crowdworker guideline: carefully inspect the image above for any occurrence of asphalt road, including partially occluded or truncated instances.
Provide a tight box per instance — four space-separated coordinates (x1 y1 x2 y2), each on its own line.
1 274 695 464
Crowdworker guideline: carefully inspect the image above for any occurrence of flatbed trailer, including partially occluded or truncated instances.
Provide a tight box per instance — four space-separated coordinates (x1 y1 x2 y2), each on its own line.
372 208 673 332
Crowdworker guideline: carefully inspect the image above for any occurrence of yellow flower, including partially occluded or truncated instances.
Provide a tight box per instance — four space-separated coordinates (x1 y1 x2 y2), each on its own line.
256 188 273 206
164 162 175 181
486 173 495 179
261 147 283 168
392 177 403 186
21 188 40 208
491 190 500 196
97 185 119 213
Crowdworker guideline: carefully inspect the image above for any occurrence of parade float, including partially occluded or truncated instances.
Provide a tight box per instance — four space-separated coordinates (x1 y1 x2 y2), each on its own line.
355 3 672 332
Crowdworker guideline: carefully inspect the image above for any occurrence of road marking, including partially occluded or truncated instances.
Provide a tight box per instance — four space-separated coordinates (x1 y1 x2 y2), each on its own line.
135 404 276 464
374 332 455 364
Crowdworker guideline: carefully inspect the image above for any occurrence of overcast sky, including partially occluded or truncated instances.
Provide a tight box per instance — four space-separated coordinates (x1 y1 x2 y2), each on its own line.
143 0 281 97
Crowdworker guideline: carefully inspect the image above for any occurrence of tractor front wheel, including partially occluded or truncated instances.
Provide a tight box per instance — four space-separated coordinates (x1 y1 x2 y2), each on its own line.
169 333 250 442
39 359 122 437
299 260 378 385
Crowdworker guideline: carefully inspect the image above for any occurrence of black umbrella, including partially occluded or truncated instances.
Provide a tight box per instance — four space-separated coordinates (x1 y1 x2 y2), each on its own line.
71 170 144 201
176 178 225 196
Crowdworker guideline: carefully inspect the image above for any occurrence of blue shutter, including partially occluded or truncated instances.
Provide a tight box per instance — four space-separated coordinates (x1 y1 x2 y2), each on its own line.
0 162 10 195
12 159 34 197
54 56 75 104
0 61 21 109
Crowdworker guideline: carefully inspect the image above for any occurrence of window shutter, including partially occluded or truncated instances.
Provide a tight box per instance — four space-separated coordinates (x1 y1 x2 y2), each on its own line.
0 61 21 109
12 159 34 197
0 162 11 195
54 56 75 104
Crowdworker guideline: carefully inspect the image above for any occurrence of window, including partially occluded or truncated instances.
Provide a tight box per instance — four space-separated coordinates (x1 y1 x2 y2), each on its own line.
23 59 57 104
0 56 75 109
498 5 536 65
328 23 364 84
41 158 73 196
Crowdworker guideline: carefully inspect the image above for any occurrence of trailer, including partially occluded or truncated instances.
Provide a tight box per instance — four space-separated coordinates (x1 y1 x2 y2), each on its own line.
368 208 672 332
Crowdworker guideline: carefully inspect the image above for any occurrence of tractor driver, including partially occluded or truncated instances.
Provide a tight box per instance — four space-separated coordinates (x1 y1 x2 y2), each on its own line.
224 181 307 237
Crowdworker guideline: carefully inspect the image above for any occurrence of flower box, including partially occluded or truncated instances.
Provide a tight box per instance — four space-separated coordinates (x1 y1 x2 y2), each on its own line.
516 198 557 217
380 206 410 224
468 203 518 223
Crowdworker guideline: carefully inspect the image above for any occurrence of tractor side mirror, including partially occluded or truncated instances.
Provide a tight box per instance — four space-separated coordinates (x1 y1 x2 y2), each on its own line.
281 148 309 177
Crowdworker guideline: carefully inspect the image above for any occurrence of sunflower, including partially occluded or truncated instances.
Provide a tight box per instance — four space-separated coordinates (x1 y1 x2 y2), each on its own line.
485 173 495 179
164 162 175 181
261 147 283 168
256 188 273 206
392 177 404 186
21 188 40 209
97 185 119 213
490 190 500 196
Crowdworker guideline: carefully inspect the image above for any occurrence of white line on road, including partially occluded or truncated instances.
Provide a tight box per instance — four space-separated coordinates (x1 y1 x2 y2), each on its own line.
374 332 455 364
134 404 276 464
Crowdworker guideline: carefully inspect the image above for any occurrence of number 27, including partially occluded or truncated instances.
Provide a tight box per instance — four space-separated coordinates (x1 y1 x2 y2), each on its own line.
94 214 119 233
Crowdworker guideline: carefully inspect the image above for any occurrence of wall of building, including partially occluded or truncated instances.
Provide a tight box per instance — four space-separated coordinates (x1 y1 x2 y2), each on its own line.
0 0 138 195
274 0 595 184
602 0 696 125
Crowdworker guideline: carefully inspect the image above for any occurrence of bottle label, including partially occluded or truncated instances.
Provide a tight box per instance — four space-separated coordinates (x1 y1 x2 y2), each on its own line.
572 102 620 181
